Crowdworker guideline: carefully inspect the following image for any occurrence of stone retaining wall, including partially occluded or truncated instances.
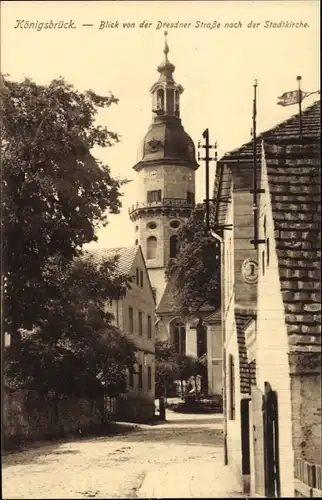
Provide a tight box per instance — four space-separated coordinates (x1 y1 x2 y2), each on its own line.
3 389 107 447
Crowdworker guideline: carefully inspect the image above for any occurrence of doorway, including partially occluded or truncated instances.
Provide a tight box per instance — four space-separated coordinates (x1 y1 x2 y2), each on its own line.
263 382 281 497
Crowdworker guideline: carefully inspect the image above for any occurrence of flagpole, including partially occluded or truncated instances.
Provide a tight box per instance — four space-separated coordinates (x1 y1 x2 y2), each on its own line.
297 75 302 137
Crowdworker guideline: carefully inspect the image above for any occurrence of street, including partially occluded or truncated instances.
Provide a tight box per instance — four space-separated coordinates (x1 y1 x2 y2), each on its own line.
2 410 244 498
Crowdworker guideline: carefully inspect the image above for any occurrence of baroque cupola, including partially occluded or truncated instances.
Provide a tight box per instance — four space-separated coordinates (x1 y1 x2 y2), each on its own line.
134 32 199 172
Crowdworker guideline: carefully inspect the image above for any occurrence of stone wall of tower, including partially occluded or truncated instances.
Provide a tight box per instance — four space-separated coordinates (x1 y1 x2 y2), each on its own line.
132 162 196 304
136 164 195 203
134 210 192 304
135 213 189 267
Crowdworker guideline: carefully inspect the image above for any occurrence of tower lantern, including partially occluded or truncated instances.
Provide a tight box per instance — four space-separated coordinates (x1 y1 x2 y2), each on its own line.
150 31 184 118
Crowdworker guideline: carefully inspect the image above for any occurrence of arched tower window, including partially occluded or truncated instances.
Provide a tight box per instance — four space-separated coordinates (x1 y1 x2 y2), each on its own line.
174 89 180 116
147 236 157 260
170 321 186 355
170 235 178 259
155 88 164 115
166 87 174 115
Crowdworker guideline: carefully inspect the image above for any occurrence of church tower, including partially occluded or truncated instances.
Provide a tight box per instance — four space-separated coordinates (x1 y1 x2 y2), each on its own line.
129 32 199 305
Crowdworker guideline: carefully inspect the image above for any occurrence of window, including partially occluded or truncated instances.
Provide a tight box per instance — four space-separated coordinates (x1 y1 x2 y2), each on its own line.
140 270 143 288
174 89 180 116
266 238 270 267
156 88 164 112
129 307 134 333
229 354 235 420
170 220 180 229
129 367 134 388
197 322 207 358
147 190 162 203
147 236 157 260
138 364 143 389
148 366 152 390
262 250 265 276
166 87 174 114
138 311 143 336
136 268 139 285
147 315 152 339
135 239 138 246
170 321 186 355
170 235 178 258
187 191 195 204
147 221 157 230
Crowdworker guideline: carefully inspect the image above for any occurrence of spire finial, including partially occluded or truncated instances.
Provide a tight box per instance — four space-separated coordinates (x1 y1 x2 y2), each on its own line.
164 30 169 56
157 31 175 78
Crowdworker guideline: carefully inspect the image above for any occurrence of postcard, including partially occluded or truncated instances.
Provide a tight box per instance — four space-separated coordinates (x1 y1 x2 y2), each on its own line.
1 1 320 499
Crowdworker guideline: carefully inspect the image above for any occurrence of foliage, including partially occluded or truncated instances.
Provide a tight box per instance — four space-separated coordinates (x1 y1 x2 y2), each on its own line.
166 208 221 317
1 75 136 398
155 340 179 396
1 75 128 332
155 340 205 396
176 354 203 382
4 255 137 397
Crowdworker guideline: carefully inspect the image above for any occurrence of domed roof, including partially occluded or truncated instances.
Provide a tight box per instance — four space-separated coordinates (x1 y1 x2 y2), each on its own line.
134 116 198 171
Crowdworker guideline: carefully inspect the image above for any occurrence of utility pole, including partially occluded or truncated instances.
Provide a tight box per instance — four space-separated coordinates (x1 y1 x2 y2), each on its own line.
198 129 218 233
250 80 265 249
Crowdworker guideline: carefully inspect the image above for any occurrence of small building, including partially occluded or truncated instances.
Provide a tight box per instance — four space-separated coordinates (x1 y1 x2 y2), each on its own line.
212 124 258 494
87 246 156 423
156 280 222 397
252 101 321 497
212 100 321 497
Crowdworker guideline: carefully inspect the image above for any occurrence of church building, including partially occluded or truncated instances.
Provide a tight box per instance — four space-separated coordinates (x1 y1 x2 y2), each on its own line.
129 33 223 397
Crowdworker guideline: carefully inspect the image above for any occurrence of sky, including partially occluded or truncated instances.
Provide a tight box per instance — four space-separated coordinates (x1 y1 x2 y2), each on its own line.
2 0 320 248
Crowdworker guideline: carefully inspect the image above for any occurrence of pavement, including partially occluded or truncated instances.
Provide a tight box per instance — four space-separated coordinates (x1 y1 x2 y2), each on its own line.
2 409 244 499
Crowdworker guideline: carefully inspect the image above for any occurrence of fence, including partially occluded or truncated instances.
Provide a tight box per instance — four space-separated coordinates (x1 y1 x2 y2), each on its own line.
294 457 322 498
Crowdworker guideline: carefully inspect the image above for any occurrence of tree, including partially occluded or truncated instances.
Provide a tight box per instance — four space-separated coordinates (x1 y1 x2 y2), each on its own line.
1 76 128 334
4 254 138 397
175 354 206 396
155 341 206 398
155 340 179 397
1 75 137 398
166 207 221 317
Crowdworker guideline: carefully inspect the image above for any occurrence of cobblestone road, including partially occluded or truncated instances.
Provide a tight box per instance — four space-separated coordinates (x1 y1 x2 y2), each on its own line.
2 411 244 498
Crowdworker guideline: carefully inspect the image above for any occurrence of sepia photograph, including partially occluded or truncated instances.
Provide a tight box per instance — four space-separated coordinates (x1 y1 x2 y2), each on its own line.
1 0 321 498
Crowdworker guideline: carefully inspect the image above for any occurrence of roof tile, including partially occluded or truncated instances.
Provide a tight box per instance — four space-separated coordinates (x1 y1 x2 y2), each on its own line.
84 246 138 276
265 137 321 350
219 101 320 162
214 100 321 354
235 310 256 394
